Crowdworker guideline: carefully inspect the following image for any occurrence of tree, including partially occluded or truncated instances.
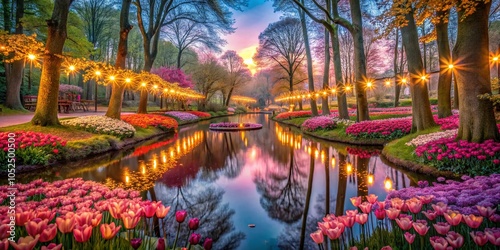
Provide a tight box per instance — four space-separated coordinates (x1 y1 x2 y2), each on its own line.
435 10 453 118
191 55 226 111
254 17 306 108
453 0 499 142
220 50 251 106
105 0 133 119
152 67 193 88
31 0 74 126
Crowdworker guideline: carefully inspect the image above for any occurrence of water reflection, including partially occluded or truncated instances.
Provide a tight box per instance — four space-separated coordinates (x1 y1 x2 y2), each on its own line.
20 114 428 250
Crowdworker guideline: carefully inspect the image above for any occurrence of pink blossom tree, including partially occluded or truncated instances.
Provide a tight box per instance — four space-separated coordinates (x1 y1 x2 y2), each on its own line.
152 67 194 89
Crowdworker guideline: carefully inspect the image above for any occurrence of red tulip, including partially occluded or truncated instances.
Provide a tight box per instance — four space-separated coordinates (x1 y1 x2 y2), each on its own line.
350 196 361 207
445 231 464 248
366 194 378 204
433 222 451 235
404 232 415 244
385 208 400 220
374 208 386 220
156 238 165 250
56 216 75 234
203 238 213 250
9 235 39 250
39 224 57 243
25 218 49 237
189 233 201 245
430 236 448 250
130 238 142 249
15 211 33 226
463 214 483 229
156 205 170 219
443 210 462 226
188 218 200 230
310 230 323 244
73 225 92 243
100 222 121 240
485 228 500 246
41 243 62 250
176 210 188 223
413 220 429 236
470 231 489 246
143 203 158 218
395 217 412 231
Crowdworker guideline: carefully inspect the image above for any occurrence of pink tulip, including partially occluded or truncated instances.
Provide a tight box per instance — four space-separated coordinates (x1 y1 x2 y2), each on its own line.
121 211 141 229
350 196 362 207
380 247 392 250
463 214 483 229
189 233 201 245
188 218 200 230
176 210 188 223
390 198 404 210
374 208 386 220
318 222 329 235
413 220 429 236
35 209 56 222
156 205 170 219
143 203 158 218
485 228 500 246
404 232 415 244
310 230 323 244
418 195 434 204
476 205 496 218
430 236 448 250
41 243 62 250
470 231 489 246
445 231 464 248
108 202 125 219
0 239 9 250
100 222 121 240
74 212 93 226
395 217 413 231
326 227 343 240
73 224 92 243
443 210 462 226
345 210 358 217
358 202 372 214
0 224 9 239
366 194 378 204
15 211 33 226
431 202 448 216
385 208 400 220
91 213 102 227
131 238 142 249
355 214 368 225
56 216 75 234
9 235 39 250
339 215 355 228
156 238 166 250
433 222 451 235
407 198 423 214
39 224 57 243
203 238 213 250
422 210 437 220
25 218 49 237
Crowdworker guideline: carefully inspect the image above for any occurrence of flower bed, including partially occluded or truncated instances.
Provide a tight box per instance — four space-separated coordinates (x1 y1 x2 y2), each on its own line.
275 111 314 120
311 175 500 249
0 131 66 166
415 137 500 175
209 122 262 131
434 114 459 130
0 178 212 250
346 117 412 140
405 129 458 147
121 114 178 130
61 116 135 139
164 111 199 123
301 116 337 132
185 111 211 118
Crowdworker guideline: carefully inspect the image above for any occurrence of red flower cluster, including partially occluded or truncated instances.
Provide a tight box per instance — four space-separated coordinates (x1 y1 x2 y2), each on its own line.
346 147 381 158
185 111 211 118
0 131 66 151
434 115 459 130
121 114 178 130
275 111 313 120
346 118 412 140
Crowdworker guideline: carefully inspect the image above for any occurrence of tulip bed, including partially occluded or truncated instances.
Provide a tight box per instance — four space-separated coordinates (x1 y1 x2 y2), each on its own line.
164 111 199 123
61 116 136 139
346 118 412 140
185 111 211 118
0 131 66 166
311 175 500 250
301 116 337 132
275 111 314 120
0 178 213 250
121 114 178 131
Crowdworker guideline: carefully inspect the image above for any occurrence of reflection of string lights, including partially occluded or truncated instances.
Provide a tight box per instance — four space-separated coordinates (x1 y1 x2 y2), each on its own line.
276 126 302 150
331 156 336 168
105 131 204 191
346 163 353 174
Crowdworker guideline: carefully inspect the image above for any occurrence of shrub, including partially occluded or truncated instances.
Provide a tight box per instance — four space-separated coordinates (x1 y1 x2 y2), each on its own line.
301 116 337 132
346 117 412 140
121 114 178 130
61 115 136 139
0 131 66 166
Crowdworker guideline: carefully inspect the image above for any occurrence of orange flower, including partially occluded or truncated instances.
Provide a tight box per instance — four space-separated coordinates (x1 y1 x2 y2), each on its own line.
56 216 75 234
100 222 121 240
443 210 462 226
156 205 170 219
463 214 483 229
9 235 39 250
121 211 141 229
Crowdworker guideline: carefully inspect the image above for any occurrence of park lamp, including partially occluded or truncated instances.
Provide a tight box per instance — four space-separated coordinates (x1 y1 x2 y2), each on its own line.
331 88 336 94
69 65 76 72
345 85 352 92
346 162 353 174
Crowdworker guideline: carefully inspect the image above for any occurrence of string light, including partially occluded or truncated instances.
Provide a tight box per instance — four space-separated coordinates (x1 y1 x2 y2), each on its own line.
448 64 454 69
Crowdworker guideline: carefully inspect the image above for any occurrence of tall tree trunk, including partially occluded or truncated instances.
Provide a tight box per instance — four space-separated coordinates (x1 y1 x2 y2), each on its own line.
224 87 234 107
322 27 331 115
349 0 369 121
105 0 132 119
400 7 436 131
453 1 499 142
331 24 349 119
299 3 318 116
176 48 183 69
453 80 459 109
436 10 453 118
137 54 154 114
393 28 401 107
4 0 25 110
32 0 74 126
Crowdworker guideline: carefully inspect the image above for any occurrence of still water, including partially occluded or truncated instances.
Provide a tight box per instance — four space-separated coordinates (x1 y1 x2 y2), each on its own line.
21 114 427 250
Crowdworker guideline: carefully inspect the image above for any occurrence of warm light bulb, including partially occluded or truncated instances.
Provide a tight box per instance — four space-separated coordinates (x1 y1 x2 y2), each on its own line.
125 78 131 83
367 174 374 185
494 57 499 62
95 70 101 76
346 86 352 91
69 65 75 71
331 88 336 93
366 82 373 88
28 54 36 60
420 75 427 80
448 64 454 69
385 80 391 86
153 85 158 89
401 78 407 84
384 177 393 190
141 82 146 87
109 75 116 81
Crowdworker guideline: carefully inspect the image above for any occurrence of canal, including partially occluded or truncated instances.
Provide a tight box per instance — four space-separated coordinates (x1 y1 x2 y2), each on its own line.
19 114 428 249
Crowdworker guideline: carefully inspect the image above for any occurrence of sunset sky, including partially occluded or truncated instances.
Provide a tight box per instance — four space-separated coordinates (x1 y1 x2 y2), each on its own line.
223 0 282 74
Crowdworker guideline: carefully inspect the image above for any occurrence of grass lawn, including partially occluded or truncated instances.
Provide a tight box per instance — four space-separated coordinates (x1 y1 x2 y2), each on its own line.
382 126 442 163
0 104 30 115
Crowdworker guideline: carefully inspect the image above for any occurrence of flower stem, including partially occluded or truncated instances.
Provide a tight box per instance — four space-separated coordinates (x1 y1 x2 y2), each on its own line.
172 222 181 250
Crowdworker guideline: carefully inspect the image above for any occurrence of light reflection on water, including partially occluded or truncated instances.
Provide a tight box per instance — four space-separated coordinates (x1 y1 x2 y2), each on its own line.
20 114 429 250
